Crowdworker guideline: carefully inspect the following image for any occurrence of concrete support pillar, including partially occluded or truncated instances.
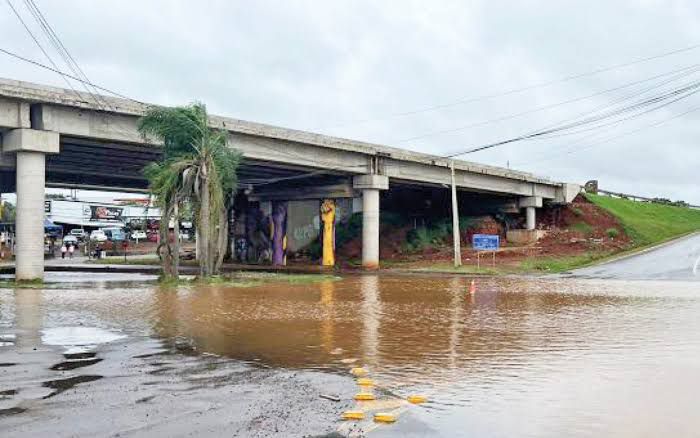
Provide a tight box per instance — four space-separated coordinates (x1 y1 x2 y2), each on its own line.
1 129 60 281
519 196 543 232
361 189 380 269
525 206 536 230
353 174 388 270
15 152 46 280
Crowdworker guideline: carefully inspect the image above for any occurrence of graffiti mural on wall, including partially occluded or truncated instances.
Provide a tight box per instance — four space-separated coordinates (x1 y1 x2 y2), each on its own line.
320 199 336 266
271 201 288 266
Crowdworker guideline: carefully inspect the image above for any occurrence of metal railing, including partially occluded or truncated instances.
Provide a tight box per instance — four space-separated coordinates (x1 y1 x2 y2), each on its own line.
594 189 700 209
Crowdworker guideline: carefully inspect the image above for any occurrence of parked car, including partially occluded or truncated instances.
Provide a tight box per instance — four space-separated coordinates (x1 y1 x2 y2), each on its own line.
102 227 125 242
90 229 108 242
62 235 79 245
130 230 147 241
69 228 87 241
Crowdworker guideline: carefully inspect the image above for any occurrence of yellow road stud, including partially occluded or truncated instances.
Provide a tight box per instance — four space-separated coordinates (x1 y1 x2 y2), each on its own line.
356 378 375 387
354 392 375 401
341 410 365 420
374 412 397 423
407 395 427 404
350 367 367 376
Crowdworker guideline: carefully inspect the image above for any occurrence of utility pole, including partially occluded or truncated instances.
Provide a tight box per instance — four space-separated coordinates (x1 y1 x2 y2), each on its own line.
450 160 462 267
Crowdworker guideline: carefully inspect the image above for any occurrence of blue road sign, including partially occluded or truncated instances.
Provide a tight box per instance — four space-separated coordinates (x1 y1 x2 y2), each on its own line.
472 234 500 251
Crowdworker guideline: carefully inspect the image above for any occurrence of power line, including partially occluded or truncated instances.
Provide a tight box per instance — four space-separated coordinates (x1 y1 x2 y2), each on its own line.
393 63 700 144
0 46 144 102
322 43 700 130
0 46 363 187
441 78 700 158
21 0 110 110
3 0 86 102
513 104 700 167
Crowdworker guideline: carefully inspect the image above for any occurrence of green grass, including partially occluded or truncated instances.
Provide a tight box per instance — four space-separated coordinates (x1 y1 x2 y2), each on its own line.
570 222 594 235
519 252 610 273
0 279 45 289
160 272 340 287
586 193 700 246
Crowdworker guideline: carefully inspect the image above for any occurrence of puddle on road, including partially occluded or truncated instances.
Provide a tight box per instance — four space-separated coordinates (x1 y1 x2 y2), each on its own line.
41 326 126 349
0 406 27 416
1 274 699 436
50 358 103 371
42 375 103 399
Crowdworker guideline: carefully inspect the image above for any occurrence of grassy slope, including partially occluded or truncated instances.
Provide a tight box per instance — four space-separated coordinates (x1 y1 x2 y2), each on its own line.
523 195 700 273
585 193 700 246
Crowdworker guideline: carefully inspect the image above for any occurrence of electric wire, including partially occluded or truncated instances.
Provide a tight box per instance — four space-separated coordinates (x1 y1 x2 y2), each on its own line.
394 63 700 144
3 0 86 102
322 43 700 130
514 104 700 167
21 0 111 110
441 78 700 158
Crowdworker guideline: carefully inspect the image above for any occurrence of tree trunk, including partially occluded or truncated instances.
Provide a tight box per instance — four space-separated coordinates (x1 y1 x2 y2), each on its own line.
214 205 228 273
158 205 175 279
199 174 211 277
173 201 180 278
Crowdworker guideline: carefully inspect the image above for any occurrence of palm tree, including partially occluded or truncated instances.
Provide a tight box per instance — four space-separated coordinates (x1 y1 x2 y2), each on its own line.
139 103 240 278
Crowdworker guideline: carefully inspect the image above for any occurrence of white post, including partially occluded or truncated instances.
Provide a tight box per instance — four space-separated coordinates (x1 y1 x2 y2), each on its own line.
361 188 380 269
15 152 46 280
450 160 462 267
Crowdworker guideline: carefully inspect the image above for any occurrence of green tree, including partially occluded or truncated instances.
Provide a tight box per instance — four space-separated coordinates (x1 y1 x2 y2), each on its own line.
138 103 240 278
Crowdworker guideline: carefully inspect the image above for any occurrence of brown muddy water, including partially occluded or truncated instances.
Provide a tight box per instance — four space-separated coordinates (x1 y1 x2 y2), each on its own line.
1 272 700 437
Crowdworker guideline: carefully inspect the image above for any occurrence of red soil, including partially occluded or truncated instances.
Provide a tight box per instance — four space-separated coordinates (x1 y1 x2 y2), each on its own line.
338 194 630 268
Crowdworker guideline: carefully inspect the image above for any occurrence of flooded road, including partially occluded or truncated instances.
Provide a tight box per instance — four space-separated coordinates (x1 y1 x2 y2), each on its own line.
1 273 699 437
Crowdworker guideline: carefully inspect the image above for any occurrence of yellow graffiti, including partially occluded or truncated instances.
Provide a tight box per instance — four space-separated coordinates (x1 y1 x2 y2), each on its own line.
321 199 335 266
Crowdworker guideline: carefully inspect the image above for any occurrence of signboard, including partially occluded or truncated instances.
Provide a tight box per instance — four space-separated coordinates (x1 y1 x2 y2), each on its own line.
472 234 500 251
90 205 123 220
44 200 51 213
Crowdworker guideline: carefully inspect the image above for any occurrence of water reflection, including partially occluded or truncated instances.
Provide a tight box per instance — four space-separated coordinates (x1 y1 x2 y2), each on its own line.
3 275 699 437
141 276 700 392
14 290 43 351
360 275 381 368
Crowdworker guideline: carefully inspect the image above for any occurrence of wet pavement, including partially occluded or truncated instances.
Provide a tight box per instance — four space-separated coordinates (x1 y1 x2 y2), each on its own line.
1 269 699 437
572 232 700 280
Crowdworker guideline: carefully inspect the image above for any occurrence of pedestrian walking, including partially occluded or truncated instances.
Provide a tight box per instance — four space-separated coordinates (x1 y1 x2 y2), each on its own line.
68 244 75 259
60 244 67 259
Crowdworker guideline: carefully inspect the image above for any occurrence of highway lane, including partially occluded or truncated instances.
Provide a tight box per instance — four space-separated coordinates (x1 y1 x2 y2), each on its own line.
571 232 700 281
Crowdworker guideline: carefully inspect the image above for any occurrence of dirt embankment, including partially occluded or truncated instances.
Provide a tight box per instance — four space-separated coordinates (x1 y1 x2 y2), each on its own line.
338 195 631 268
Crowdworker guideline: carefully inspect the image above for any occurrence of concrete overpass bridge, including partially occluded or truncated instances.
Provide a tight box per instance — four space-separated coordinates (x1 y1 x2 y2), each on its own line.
0 78 579 279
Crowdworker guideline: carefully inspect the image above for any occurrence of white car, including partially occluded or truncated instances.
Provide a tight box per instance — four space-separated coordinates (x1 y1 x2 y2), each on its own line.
69 229 87 240
62 235 79 245
130 230 147 241
90 229 108 242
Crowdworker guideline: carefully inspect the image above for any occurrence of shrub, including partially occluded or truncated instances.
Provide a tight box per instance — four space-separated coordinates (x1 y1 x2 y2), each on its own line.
606 228 620 238
570 222 593 235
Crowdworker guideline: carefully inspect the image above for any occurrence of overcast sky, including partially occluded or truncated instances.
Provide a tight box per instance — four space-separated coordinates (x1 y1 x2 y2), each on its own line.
1 0 699 203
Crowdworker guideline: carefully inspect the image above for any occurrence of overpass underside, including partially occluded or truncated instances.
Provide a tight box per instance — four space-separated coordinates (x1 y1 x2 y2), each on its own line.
0 79 579 279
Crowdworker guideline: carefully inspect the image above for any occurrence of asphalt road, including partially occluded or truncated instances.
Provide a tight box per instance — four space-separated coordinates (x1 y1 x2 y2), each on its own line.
572 232 700 281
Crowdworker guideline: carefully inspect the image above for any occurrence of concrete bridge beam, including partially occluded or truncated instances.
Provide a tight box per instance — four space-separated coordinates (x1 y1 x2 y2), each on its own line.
2 129 59 280
353 175 389 269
